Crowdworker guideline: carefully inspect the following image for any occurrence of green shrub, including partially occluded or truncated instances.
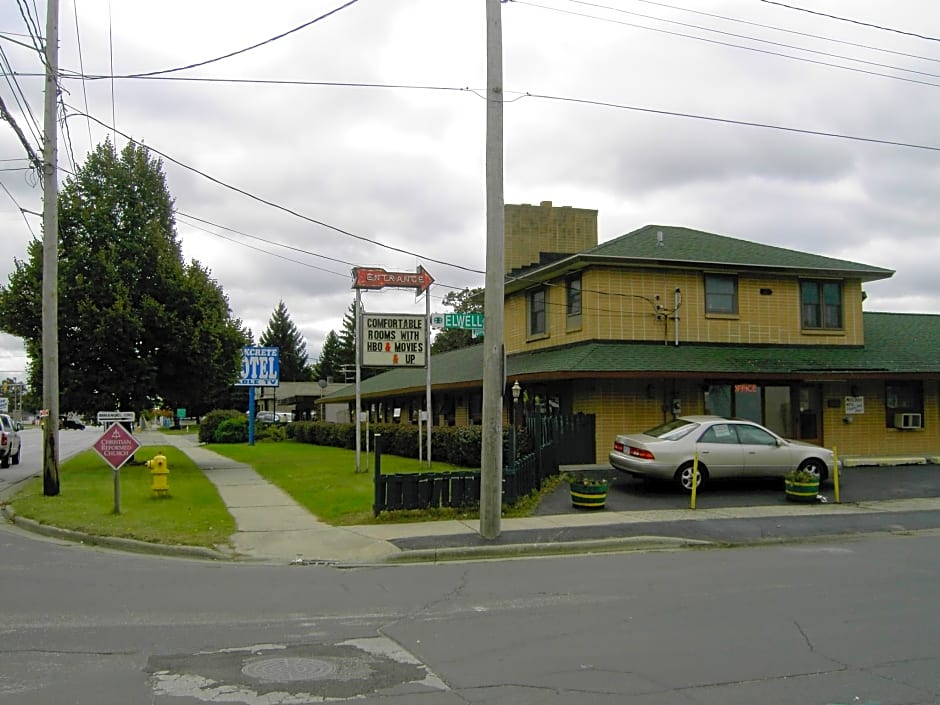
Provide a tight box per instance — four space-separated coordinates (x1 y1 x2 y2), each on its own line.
199 409 246 443
214 417 248 443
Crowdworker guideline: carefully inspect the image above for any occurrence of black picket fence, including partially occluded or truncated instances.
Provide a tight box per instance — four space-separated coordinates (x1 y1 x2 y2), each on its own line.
372 414 589 515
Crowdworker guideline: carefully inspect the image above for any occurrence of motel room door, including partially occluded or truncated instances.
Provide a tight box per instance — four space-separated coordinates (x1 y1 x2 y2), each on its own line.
796 385 823 445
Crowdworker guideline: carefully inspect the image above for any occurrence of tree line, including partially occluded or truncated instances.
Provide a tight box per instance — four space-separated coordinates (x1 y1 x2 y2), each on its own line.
0 140 483 419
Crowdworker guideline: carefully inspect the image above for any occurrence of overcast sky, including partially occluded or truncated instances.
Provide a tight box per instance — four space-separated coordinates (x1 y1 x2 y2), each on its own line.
2 0 939 383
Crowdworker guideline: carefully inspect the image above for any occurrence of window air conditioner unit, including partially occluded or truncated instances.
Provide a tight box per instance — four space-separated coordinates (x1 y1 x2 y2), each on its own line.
894 412 922 429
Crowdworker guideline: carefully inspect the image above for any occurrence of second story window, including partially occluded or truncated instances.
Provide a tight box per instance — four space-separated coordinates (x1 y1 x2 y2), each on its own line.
801 280 842 329
705 274 737 314
566 275 582 316
528 287 546 336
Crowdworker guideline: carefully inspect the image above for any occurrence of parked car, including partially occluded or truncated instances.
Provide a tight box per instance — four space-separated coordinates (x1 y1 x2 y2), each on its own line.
255 411 292 424
61 416 86 430
0 413 22 468
609 415 834 492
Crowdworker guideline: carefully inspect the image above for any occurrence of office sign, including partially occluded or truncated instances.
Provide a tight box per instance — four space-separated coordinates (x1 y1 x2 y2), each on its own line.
236 346 280 386
361 314 426 367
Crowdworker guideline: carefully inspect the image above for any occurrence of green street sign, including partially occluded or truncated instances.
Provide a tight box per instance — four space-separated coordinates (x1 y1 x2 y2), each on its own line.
432 312 484 330
176 408 186 418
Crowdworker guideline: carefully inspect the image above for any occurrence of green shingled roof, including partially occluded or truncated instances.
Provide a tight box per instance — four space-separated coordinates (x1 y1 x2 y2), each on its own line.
506 225 894 290
324 312 940 401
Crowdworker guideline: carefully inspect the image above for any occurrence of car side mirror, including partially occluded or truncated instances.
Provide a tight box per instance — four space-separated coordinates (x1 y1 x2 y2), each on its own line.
14 423 23 431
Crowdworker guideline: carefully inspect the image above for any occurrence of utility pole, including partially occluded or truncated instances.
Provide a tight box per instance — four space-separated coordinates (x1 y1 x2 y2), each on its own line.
41 0 60 495
480 0 505 539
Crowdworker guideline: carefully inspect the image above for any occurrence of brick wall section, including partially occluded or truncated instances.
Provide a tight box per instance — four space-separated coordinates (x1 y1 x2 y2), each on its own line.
504 201 598 273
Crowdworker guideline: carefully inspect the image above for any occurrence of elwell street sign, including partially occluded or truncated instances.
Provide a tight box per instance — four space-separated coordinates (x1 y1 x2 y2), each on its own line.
430 312 484 330
97 411 136 423
93 422 141 470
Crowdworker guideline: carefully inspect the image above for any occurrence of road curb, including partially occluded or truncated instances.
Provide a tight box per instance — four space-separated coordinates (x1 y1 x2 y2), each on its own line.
1 505 232 561
380 535 711 563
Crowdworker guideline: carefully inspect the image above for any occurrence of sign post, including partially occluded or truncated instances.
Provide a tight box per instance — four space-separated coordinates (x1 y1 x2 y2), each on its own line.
93 421 142 514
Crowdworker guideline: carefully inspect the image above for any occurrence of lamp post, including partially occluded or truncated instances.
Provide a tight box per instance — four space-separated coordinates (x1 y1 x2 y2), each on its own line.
511 380 521 465
317 378 327 421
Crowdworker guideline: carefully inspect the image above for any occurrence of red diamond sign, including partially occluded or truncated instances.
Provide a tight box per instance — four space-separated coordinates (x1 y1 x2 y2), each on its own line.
93 422 141 470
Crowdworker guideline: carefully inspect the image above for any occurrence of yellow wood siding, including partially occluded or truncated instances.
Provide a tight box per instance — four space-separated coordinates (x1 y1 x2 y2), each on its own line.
505 267 865 353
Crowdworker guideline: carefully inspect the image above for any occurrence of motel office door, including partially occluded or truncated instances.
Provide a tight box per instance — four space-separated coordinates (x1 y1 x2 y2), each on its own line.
706 383 822 444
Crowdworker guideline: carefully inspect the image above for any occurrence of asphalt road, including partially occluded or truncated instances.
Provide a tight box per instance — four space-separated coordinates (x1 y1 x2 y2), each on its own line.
2 521 938 704
0 425 98 495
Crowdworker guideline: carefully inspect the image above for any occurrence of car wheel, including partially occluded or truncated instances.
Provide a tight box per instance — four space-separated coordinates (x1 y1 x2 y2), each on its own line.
0 455 8 469
797 458 828 483
675 462 708 492
11 449 19 465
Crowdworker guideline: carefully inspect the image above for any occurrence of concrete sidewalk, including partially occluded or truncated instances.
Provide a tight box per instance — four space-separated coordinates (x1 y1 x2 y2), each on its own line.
144 432 940 565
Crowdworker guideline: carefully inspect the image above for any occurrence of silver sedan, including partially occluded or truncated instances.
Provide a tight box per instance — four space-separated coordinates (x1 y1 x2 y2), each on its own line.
608 415 834 491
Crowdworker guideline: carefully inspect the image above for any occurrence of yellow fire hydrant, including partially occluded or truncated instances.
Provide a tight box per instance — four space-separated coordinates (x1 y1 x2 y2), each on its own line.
146 453 169 497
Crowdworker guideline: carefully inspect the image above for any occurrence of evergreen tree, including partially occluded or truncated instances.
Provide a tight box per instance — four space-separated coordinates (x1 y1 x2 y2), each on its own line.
259 301 312 382
313 329 342 382
0 140 248 417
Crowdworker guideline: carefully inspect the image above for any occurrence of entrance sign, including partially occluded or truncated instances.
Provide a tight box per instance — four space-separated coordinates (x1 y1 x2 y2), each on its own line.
93 422 141 470
362 314 426 368
236 346 280 387
352 265 434 294
97 410 136 423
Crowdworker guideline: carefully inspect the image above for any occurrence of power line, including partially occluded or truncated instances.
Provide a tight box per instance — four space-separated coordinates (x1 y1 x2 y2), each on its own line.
560 0 940 82
758 0 940 43
622 0 940 65
513 0 940 90
89 0 361 81
522 91 940 152
71 0 94 149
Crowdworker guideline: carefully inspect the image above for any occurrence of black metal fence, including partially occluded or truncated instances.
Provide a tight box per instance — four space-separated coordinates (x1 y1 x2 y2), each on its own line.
373 414 594 515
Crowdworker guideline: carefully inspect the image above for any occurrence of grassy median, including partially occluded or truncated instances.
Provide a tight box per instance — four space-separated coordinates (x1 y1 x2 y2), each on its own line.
8 446 235 549
8 438 560 546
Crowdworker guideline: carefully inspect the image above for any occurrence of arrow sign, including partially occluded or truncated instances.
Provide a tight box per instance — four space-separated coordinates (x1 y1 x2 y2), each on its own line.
351 265 434 294
93 422 141 470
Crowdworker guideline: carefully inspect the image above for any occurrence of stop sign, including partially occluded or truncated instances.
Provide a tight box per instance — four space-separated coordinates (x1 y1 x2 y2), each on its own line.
93 422 141 470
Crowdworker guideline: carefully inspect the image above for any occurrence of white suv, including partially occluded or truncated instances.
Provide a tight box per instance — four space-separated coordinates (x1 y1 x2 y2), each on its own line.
0 413 22 468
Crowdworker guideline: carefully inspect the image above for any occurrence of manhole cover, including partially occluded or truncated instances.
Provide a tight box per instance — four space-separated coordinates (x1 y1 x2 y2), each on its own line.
242 657 337 682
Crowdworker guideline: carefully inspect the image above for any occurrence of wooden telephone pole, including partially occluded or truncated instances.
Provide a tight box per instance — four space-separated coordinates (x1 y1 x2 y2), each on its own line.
41 0 60 495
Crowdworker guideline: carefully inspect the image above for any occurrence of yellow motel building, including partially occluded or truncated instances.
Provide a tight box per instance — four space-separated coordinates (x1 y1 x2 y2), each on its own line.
322 201 940 464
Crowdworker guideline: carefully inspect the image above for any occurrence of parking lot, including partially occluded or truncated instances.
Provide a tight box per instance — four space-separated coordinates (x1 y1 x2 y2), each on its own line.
536 463 940 515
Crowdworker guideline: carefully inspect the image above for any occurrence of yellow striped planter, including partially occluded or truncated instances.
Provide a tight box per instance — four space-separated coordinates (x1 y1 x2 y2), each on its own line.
784 478 819 502
570 480 608 509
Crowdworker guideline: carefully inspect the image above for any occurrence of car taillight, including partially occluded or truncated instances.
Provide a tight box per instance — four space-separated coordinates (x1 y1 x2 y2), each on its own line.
629 447 655 460
0 433 7 447
613 441 625 452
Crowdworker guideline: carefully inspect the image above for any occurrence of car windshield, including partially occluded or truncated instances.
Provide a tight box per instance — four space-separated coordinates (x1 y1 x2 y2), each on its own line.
642 419 699 441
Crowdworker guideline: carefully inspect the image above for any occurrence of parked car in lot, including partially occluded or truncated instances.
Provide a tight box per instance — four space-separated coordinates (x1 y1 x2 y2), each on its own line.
0 413 22 468
61 416 86 430
609 415 834 492
255 411 293 424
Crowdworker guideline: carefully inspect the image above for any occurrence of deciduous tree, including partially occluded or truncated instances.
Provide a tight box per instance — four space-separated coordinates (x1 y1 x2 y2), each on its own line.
0 140 248 418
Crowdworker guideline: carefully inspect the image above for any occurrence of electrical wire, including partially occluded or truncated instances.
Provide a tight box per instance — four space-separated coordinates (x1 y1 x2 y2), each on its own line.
71 0 95 149
558 0 940 81
758 0 940 43
513 0 940 90
89 0 361 81
621 0 940 65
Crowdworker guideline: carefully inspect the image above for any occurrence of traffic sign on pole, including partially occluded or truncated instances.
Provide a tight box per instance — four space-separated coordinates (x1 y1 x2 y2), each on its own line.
93 422 141 470
97 411 136 424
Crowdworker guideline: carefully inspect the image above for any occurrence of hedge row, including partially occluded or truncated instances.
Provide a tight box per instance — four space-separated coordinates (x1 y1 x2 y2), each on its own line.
287 421 525 469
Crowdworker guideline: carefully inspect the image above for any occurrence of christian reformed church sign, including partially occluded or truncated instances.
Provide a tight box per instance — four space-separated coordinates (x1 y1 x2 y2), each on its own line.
361 314 426 368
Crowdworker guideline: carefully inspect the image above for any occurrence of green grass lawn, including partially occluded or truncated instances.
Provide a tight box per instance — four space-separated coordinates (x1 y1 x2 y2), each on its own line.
9 446 236 549
9 438 561 547
208 441 473 525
